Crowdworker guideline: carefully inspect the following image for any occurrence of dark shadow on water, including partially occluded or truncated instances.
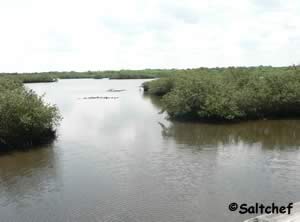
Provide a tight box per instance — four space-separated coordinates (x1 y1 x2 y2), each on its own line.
144 94 300 150
142 94 164 111
0 137 58 156
0 143 61 206
159 120 300 150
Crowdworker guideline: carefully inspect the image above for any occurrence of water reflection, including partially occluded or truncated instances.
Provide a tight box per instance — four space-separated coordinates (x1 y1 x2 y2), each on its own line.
0 145 61 207
159 120 300 150
142 94 163 110
0 80 299 222
144 92 300 150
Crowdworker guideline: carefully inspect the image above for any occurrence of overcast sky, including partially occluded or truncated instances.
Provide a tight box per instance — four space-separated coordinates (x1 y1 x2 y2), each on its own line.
0 0 299 72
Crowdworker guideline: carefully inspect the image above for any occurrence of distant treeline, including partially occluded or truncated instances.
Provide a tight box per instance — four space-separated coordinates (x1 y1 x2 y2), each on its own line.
143 66 300 121
0 66 297 83
0 69 178 83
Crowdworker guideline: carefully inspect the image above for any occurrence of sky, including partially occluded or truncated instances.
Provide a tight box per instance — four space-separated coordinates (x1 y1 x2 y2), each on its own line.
0 0 299 72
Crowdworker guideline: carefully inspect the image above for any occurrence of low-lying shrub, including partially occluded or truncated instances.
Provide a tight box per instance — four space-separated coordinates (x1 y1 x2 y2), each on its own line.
142 78 175 96
0 78 61 151
144 68 300 121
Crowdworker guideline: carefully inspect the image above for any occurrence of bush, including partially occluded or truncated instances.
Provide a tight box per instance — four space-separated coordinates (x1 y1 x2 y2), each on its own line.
144 68 300 121
143 78 175 96
0 78 61 150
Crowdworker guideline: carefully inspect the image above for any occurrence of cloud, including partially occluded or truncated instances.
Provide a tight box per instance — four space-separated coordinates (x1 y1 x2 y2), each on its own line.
0 0 299 72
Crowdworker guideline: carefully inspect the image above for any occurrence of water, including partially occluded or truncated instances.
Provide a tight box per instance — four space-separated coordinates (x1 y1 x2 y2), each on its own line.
0 79 300 222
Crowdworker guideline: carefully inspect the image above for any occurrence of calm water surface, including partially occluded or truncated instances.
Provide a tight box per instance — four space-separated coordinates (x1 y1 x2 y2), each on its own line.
1 79 300 222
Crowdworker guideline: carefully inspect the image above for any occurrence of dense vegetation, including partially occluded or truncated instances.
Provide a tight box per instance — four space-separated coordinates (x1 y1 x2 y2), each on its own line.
0 78 61 151
143 66 300 121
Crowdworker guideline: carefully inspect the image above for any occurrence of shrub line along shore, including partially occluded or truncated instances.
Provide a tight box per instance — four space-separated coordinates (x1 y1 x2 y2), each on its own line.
142 66 300 121
0 78 61 151
1 66 300 150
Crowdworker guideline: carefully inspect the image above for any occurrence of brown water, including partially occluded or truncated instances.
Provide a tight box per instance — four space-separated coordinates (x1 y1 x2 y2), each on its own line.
1 79 300 222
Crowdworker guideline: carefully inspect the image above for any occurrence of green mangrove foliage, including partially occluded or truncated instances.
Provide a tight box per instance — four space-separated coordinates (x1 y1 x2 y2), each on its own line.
143 67 300 121
142 78 175 96
0 78 61 150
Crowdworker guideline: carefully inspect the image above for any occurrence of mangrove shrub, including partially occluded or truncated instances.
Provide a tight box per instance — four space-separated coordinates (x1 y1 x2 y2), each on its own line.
0 78 61 150
143 68 300 121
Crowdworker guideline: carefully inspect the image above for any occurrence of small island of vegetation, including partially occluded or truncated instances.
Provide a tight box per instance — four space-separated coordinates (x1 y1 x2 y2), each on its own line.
143 66 300 121
0 78 61 151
